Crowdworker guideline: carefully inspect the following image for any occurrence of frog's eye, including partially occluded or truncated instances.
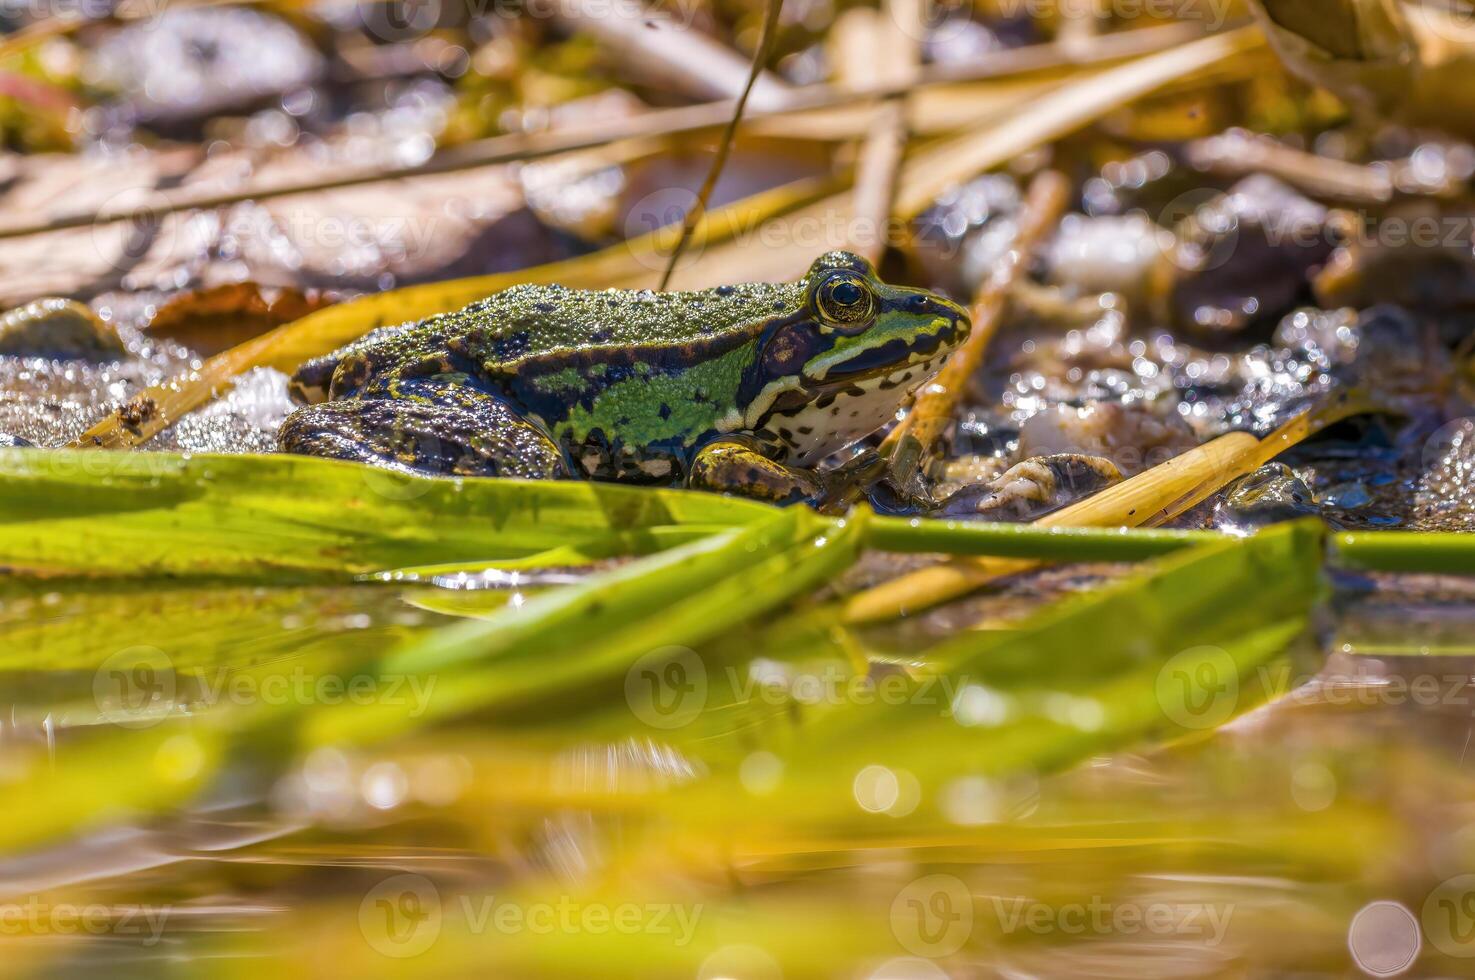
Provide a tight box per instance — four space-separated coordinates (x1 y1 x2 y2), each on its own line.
814 273 876 330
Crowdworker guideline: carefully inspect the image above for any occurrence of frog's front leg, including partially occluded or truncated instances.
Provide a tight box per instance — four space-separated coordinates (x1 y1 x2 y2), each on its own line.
686 437 825 506
279 379 571 479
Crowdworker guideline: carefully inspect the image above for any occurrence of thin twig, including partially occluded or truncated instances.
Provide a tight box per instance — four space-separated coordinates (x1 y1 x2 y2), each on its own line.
657 0 784 290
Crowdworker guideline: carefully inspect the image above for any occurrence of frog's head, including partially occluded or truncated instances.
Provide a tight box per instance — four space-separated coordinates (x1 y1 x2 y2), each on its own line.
740 251 970 465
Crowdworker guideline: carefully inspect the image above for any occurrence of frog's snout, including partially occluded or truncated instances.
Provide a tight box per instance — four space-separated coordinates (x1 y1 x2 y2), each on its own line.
906 291 971 350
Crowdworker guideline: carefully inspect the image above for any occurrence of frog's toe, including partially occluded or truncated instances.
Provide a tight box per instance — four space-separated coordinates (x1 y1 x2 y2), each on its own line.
938 453 1122 521
278 395 569 480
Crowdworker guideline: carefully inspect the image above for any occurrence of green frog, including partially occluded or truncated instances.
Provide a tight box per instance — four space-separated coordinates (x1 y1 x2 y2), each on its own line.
279 252 970 505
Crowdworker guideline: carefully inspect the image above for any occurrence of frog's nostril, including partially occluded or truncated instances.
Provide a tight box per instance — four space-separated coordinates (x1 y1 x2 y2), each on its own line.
908 295 931 311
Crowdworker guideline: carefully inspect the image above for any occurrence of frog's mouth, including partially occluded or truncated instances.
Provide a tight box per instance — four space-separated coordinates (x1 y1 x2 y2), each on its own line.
810 342 936 385
763 348 951 420
804 325 965 389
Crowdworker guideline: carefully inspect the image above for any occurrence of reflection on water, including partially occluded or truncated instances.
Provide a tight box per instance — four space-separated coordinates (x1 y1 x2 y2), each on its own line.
1 570 1474 977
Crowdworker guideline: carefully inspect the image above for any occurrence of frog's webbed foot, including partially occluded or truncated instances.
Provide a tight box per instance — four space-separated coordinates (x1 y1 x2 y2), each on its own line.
687 438 824 507
813 449 893 513
688 440 895 513
279 380 570 480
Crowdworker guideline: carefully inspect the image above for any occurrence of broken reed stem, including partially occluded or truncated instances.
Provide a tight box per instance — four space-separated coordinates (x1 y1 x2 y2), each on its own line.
849 101 910 266
880 170 1071 483
657 0 786 290
842 392 1377 624
1185 131 1396 204
842 0 921 265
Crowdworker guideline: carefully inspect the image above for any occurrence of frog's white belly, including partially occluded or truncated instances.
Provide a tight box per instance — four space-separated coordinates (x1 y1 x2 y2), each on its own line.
779 356 944 466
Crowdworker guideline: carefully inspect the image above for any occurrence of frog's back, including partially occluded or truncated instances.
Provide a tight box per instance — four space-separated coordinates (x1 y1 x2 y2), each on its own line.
291 280 803 402
445 281 801 368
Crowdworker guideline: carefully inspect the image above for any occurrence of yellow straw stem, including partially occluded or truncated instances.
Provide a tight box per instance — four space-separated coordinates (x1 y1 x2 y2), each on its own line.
881 170 1071 481
843 391 1377 624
